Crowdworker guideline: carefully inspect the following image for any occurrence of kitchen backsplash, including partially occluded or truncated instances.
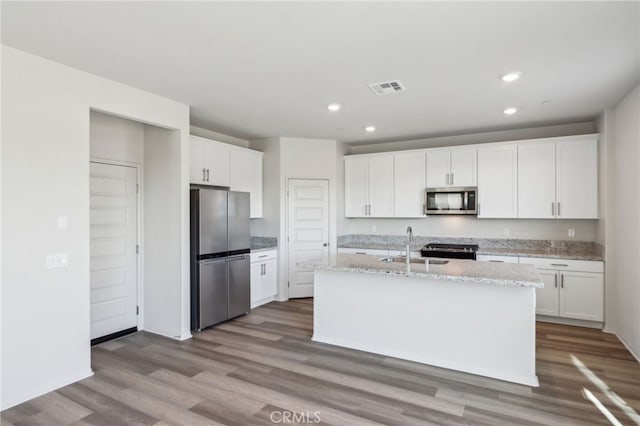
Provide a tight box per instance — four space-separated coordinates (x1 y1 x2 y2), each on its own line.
251 236 278 250
338 234 604 255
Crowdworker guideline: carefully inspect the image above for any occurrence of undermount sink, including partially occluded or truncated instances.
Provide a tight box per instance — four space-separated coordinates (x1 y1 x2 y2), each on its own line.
378 257 449 265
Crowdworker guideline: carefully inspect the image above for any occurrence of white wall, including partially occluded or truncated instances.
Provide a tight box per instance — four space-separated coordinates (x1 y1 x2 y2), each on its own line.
605 84 640 359
90 111 144 163
190 125 250 148
343 217 597 241
1 46 191 409
349 122 596 154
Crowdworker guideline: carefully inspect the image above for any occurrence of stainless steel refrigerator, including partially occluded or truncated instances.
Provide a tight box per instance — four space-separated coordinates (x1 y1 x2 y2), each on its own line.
190 188 251 331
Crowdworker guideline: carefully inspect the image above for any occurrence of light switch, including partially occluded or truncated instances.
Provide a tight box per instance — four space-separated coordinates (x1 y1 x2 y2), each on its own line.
57 216 68 230
46 253 69 269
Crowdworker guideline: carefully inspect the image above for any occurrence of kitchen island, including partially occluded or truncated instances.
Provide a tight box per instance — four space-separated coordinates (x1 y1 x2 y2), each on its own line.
300 254 543 386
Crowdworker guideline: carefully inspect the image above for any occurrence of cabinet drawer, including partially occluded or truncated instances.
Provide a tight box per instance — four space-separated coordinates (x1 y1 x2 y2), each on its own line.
338 248 390 256
518 257 603 273
251 250 278 263
476 254 519 263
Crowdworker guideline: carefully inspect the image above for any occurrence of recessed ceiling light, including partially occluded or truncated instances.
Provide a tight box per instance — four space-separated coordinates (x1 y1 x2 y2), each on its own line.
503 107 518 115
365 126 376 132
501 72 521 82
327 103 341 112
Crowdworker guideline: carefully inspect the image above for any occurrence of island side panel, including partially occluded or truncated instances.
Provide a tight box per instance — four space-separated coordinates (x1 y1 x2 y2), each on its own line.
312 269 538 387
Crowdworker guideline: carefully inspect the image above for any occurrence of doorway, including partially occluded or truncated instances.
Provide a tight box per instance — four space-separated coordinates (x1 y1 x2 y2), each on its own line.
89 161 139 343
287 179 330 298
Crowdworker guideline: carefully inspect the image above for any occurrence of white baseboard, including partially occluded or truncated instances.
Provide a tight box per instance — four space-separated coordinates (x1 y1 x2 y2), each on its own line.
142 327 191 341
536 315 603 329
1 369 94 411
603 329 640 364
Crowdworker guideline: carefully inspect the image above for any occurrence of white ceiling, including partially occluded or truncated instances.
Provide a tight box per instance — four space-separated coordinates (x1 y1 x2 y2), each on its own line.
2 2 639 145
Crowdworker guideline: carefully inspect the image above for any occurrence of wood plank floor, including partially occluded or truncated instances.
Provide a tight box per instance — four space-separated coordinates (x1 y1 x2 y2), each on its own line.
3 299 640 425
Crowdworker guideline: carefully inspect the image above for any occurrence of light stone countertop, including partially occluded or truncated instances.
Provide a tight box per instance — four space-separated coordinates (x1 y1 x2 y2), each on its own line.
300 253 543 288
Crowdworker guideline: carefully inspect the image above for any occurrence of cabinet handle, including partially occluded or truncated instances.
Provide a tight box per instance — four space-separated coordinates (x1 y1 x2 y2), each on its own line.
560 273 564 288
551 202 555 216
258 255 268 258
202 168 206 181
206 169 210 182
551 263 568 267
355 252 367 255
451 172 454 186
489 260 504 263
557 202 561 217
554 274 558 288
446 173 450 185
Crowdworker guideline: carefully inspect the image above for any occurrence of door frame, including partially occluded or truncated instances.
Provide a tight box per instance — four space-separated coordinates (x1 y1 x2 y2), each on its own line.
89 158 143 332
285 178 330 300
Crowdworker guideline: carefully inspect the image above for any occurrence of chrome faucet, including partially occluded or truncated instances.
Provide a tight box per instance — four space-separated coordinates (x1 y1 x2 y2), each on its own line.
406 226 413 269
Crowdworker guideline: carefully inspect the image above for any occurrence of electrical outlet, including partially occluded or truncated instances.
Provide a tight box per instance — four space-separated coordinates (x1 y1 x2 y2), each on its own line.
46 253 69 269
371 225 377 233
503 228 510 237
568 229 575 238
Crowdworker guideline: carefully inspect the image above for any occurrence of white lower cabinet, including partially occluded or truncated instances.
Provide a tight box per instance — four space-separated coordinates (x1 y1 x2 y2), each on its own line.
520 257 604 322
250 250 278 308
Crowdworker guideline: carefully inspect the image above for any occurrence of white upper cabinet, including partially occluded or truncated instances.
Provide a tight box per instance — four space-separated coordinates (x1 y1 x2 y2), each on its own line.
189 135 230 187
518 141 556 218
344 157 369 217
426 148 476 188
368 156 394 217
190 135 263 218
230 147 263 218
450 149 477 187
394 153 426 217
556 136 598 219
518 135 598 219
425 150 450 188
477 144 517 218
344 155 394 217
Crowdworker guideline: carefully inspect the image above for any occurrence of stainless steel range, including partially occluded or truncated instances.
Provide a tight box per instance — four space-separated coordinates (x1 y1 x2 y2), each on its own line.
420 243 479 260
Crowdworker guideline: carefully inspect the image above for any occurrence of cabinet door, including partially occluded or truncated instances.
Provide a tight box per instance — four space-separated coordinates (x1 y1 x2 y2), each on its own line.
204 140 230 187
250 262 262 307
368 156 394 217
344 157 369 217
450 148 477 187
556 136 598 219
426 149 450 188
189 136 207 184
261 259 278 300
230 148 263 218
394 153 426 217
477 145 517 218
518 141 556 218
535 270 559 316
559 272 604 321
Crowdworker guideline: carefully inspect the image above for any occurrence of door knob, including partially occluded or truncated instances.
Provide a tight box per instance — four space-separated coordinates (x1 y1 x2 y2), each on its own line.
323 243 328 247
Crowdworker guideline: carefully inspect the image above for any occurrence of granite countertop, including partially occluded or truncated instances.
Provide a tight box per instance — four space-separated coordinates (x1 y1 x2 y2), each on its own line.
300 253 543 288
337 235 604 262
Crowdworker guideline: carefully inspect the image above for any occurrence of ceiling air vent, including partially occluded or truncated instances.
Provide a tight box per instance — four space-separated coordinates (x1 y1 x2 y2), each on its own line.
368 80 406 95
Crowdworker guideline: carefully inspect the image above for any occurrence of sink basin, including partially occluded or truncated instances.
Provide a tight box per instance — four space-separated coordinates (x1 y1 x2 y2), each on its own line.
378 257 449 265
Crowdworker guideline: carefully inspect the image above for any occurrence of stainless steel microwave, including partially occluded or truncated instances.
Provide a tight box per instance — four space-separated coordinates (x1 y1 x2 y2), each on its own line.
425 187 477 215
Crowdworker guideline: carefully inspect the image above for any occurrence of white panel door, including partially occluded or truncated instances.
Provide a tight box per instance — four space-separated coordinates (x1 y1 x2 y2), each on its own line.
518 141 556 218
535 270 559 316
230 147 263 218
394 153 426 217
90 162 138 340
189 136 207 184
559 272 604 321
556 137 598 219
204 140 230 187
288 179 329 298
368 156 394 217
477 145 517 218
426 149 450 188
450 148 477 187
344 157 369 217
